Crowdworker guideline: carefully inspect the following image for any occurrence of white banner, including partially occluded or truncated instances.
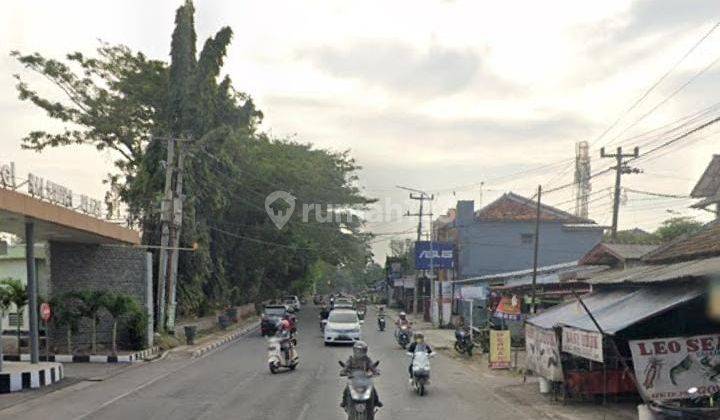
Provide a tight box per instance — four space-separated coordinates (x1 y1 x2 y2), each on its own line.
525 324 563 381
630 334 720 401
562 327 603 363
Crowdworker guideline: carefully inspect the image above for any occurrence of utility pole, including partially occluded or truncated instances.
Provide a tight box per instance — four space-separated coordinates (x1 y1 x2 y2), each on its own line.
166 141 186 333
400 187 434 316
601 146 641 242
156 138 175 332
155 136 187 333
530 185 542 315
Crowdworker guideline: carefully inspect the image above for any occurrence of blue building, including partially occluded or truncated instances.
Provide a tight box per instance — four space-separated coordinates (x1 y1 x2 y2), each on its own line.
440 192 604 279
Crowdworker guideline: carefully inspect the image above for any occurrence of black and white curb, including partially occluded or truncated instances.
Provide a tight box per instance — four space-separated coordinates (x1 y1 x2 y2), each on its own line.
192 323 260 358
0 363 63 393
3 346 160 363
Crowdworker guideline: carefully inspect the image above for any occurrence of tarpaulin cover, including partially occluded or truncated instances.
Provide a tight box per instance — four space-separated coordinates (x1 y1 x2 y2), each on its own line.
526 282 704 335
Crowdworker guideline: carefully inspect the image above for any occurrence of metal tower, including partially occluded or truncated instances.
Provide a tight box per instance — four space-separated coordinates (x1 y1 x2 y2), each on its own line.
574 141 591 219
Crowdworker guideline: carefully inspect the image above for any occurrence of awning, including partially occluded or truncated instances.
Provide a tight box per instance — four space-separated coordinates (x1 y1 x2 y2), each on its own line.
526 282 705 335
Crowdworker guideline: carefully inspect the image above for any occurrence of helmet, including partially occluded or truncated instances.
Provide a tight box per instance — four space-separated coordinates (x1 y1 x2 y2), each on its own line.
353 341 368 359
280 319 291 331
399 311 406 319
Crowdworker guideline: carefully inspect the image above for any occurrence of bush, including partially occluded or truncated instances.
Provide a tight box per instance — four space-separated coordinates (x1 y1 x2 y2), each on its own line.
121 310 148 351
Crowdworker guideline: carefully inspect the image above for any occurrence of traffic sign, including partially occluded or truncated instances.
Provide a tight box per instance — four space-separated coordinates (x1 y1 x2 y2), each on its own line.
40 302 51 322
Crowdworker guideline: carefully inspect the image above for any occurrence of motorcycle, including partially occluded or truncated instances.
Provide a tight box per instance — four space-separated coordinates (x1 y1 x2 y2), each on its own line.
320 315 328 332
377 315 386 332
454 327 474 356
396 325 412 349
408 349 435 396
339 360 381 420
357 308 366 320
267 334 299 374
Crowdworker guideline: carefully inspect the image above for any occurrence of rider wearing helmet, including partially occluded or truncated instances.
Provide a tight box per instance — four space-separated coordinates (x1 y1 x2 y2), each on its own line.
340 341 383 408
277 318 293 361
407 332 433 378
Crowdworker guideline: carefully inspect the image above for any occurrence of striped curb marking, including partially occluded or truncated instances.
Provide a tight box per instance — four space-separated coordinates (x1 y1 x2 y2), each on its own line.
2 346 160 363
192 323 260 358
0 363 63 394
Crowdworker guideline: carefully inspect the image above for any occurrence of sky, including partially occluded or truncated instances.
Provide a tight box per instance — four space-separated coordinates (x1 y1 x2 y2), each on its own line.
2 0 720 260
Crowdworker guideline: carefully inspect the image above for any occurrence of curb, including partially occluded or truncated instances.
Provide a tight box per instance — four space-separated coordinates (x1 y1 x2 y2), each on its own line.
191 322 259 358
0 362 63 394
2 346 160 363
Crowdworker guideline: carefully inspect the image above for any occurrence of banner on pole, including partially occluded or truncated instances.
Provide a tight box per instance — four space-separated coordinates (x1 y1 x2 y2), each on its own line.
414 241 454 269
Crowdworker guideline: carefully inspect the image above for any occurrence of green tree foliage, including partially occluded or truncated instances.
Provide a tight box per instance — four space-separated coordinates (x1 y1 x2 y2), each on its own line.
12 0 373 317
101 293 141 355
0 279 27 355
50 295 83 354
72 290 108 354
655 217 704 243
0 286 11 371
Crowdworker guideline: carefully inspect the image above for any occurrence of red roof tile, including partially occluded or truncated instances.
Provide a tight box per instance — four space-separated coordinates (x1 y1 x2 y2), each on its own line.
476 192 595 223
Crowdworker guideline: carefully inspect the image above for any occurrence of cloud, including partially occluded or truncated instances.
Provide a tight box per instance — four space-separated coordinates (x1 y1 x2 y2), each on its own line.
618 0 720 41
300 41 516 97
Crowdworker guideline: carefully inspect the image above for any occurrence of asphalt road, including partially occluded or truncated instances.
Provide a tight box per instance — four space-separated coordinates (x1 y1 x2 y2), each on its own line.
0 306 548 420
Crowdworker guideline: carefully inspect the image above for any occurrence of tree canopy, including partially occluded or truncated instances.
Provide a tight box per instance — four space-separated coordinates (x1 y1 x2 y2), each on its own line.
12 0 375 316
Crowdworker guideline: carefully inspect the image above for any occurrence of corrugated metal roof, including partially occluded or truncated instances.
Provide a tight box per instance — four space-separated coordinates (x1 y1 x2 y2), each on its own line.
453 261 579 285
603 244 659 259
587 255 720 285
526 282 704 334
580 243 658 265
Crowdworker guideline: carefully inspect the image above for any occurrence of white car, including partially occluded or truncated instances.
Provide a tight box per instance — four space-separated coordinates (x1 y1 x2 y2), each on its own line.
283 295 301 312
324 309 362 345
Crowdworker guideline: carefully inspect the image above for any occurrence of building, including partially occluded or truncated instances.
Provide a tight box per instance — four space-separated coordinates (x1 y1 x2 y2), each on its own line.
0 245 48 335
690 154 720 219
443 192 604 278
578 243 658 269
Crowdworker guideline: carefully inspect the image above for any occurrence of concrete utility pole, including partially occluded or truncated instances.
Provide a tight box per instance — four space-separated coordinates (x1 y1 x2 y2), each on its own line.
601 146 641 242
166 141 185 333
155 136 187 333
403 189 434 316
530 185 542 315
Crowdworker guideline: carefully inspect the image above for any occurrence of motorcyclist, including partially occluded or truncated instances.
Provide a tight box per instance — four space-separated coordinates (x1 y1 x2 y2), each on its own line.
395 311 412 334
320 305 330 321
340 341 383 408
276 319 294 362
407 332 433 379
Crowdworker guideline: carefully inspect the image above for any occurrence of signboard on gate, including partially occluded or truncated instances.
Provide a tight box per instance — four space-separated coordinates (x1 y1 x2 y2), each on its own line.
630 334 720 401
414 241 454 269
525 324 563 381
562 326 603 363
489 330 511 369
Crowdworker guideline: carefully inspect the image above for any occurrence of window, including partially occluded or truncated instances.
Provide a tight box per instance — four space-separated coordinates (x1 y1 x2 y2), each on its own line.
521 233 534 244
8 313 23 327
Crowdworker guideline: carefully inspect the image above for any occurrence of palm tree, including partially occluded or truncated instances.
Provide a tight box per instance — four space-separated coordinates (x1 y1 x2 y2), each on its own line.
0 286 12 371
72 290 107 354
51 295 82 354
101 293 140 355
1 279 28 356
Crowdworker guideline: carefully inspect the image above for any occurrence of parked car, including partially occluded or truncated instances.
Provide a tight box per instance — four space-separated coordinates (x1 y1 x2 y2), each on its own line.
261 304 289 336
324 309 362 345
283 295 301 312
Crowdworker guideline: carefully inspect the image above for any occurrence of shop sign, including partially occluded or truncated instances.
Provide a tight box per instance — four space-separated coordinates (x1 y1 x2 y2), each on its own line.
494 295 522 320
489 330 511 369
562 326 603 362
630 334 720 401
525 324 563 381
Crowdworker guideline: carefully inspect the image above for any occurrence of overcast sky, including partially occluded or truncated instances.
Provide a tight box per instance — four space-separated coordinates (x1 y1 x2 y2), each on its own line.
2 0 720 259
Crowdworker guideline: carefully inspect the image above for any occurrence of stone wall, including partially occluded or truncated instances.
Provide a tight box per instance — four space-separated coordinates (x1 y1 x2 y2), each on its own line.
47 242 153 352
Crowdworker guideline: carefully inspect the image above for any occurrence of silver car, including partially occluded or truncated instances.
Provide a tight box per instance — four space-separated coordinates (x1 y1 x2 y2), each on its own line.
324 309 362 345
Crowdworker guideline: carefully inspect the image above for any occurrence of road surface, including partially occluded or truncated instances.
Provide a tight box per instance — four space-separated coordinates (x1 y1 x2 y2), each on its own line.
0 306 553 420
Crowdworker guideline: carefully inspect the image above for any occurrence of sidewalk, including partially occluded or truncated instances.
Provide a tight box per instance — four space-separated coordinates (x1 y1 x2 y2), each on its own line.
166 315 259 359
383 307 637 419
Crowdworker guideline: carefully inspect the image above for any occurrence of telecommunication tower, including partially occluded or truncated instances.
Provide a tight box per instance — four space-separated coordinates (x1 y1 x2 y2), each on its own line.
574 141 591 219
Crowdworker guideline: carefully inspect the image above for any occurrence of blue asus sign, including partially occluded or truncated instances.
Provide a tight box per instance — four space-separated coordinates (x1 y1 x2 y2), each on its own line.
415 241 454 270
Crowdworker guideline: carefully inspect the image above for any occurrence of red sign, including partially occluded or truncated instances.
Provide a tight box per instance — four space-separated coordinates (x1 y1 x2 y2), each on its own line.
40 302 51 322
